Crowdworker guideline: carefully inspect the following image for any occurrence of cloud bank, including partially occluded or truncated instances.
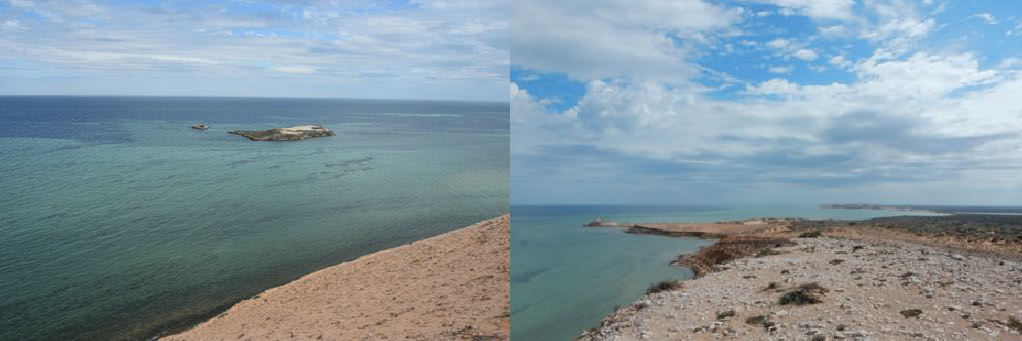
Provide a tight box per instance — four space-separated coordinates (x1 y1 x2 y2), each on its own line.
0 0 509 101
512 0 1022 204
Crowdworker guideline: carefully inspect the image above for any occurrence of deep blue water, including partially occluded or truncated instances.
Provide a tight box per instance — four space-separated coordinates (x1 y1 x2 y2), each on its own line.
0 96 509 340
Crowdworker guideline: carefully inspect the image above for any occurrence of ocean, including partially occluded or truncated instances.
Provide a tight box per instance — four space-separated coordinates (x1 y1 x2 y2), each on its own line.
0 96 509 340
510 204 935 340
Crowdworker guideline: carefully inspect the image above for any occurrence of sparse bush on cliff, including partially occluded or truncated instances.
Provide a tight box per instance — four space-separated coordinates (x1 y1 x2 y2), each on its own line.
779 282 829 305
646 280 684 294
755 248 786 257
799 231 822 238
1008 316 1022 333
745 315 775 332
900 309 923 318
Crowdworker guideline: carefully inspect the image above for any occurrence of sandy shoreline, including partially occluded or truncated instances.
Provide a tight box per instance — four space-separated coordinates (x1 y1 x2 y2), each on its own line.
162 215 510 341
580 218 1022 340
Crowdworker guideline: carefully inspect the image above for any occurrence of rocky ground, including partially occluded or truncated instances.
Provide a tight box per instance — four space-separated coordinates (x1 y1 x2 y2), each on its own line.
163 215 510 341
580 236 1022 340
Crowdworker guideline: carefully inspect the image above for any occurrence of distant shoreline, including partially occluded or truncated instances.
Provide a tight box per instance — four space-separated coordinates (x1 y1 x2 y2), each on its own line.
821 203 1022 215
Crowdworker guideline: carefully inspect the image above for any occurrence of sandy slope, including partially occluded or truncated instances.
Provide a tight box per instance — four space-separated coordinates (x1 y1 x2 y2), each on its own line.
163 214 510 341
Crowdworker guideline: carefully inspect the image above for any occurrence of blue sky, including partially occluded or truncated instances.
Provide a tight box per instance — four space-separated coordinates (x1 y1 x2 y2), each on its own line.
512 0 1022 204
0 0 508 101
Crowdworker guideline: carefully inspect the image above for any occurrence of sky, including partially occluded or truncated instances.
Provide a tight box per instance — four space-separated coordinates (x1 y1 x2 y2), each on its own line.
511 0 1022 205
0 0 508 101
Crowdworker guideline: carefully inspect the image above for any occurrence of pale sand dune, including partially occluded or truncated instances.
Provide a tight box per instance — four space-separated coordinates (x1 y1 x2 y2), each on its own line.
162 215 510 341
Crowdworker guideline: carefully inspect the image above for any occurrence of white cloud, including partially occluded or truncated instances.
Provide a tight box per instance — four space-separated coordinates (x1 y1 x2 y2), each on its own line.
0 1 510 100
858 0 935 55
6 0 34 8
793 49 818 61
829 55 852 68
1008 21 1022 36
746 78 801 95
271 66 316 74
512 0 740 81
999 58 1022 69
511 82 580 155
516 47 1020 196
819 25 846 36
967 13 998 25
855 52 998 100
0 19 24 33
768 66 793 74
766 38 791 49
747 0 856 20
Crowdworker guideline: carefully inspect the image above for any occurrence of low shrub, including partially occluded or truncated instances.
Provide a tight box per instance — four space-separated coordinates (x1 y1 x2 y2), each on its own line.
799 231 822 238
646 280 684 294
900 309 923 318
779 282 829 305
1008 316 1022 333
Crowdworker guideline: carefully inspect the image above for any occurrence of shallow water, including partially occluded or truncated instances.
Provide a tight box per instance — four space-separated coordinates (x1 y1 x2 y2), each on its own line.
0 96 509 340
510 204 934 340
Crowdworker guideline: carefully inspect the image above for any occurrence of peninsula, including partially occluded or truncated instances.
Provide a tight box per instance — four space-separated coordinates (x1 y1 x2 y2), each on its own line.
580 214 1022 340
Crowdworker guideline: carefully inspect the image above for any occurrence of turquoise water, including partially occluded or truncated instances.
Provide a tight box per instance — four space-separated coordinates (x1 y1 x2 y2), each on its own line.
0 96 509 340
510 204 935 340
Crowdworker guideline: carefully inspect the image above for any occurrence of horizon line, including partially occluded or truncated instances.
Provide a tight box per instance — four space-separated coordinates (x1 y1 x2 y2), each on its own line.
508 203 1022 207
0 93 510 105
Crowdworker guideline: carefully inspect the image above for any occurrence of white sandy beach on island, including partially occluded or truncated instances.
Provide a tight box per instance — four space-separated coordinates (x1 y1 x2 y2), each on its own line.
162 214 510 341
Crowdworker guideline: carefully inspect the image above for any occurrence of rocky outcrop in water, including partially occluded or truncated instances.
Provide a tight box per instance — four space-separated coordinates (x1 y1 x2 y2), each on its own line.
228 125 334 141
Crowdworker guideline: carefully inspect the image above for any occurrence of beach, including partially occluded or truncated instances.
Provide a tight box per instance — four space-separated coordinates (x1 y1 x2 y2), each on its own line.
162 214 510 340
580 216 1022 340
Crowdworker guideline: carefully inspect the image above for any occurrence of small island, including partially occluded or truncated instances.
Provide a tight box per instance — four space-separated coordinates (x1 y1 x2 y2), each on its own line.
228 125 335 141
